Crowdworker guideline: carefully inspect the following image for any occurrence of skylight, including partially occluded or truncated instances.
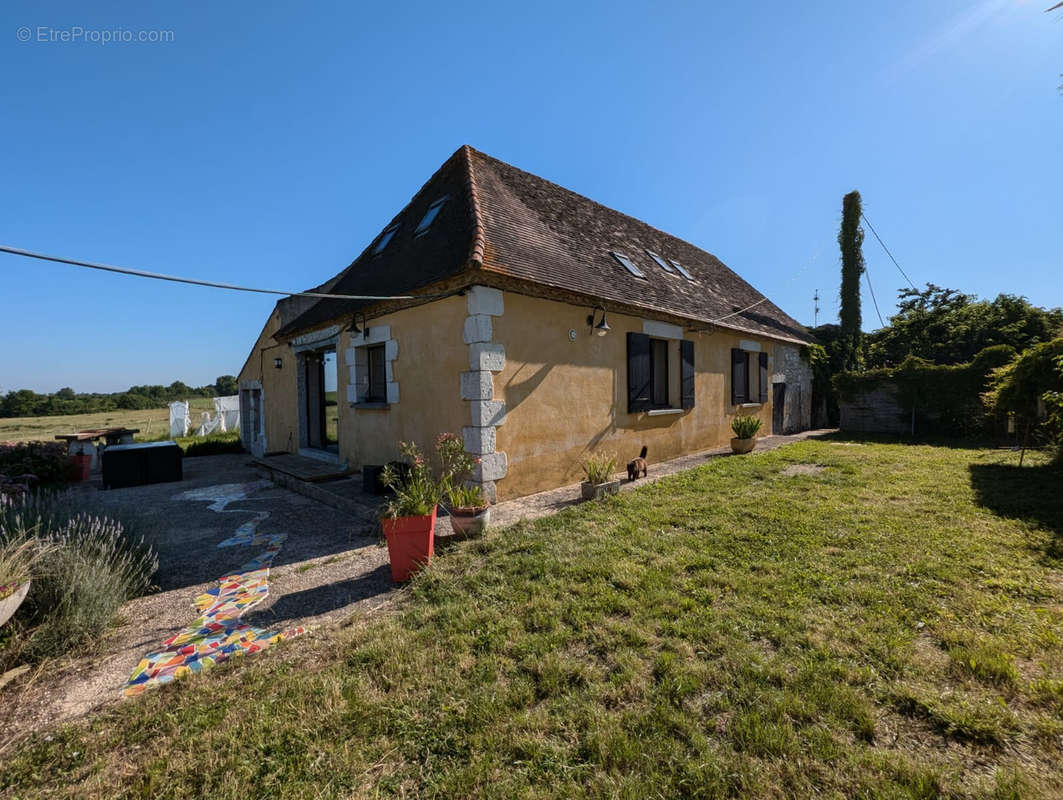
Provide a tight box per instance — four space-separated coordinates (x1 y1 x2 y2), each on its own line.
372 223 400 255
415 196 448 236
645 250 674 273
610 252 646 278
669 259 694 280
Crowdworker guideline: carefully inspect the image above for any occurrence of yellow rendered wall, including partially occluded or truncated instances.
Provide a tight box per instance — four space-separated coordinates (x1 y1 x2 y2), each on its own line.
492 293 774 499
237 307 299 453
336 295 468 468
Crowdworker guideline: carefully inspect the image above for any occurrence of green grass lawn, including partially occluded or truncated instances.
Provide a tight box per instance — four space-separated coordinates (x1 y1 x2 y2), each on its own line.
3 438 1062 799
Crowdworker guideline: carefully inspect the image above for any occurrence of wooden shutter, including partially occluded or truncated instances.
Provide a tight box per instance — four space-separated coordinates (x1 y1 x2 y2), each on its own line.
627 332 651 413
759 351 769 404
731 348 747 405
680 339 695 409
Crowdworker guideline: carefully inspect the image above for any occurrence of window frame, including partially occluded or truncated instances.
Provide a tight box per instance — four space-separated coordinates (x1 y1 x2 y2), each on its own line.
610 251 647 279
414 196 448 237
364 343 387 403
372 223 400 256
649 338 670 408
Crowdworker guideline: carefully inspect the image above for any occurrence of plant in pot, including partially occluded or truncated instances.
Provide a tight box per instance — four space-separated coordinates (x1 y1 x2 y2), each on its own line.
730 414 762 454
446 484 490 538
581 452 619 500
379 442 442 582
436 433 490 538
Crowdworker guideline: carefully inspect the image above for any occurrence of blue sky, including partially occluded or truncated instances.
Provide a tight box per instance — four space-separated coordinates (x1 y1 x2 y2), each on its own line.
1 0 1060 393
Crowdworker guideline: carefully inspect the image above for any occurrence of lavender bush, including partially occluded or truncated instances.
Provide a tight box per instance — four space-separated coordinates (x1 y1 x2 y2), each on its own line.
0 492 157 666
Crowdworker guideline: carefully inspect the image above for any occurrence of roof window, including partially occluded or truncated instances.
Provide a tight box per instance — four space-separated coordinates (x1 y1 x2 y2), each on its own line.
372 223 400 255
669 259 694 280
645 250 674 273
414 196 448 236
611 252 646 278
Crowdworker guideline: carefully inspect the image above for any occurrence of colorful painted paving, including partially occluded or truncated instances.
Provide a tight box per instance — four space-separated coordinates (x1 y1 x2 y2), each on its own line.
124 481 307 696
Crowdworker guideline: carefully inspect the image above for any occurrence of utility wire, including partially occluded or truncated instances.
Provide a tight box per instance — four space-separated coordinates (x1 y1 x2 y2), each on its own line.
709 245 825 326
0 244 444 301
860 213 917 290
863 262 885 327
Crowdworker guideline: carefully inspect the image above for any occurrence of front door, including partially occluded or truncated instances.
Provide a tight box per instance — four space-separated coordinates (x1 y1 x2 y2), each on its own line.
772 383 786 434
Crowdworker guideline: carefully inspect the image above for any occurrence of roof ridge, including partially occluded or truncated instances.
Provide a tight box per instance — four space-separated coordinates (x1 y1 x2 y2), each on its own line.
461 145 486 268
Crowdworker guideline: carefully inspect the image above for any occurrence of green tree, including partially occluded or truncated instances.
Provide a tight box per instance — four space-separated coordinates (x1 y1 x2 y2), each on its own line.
214 375 238 396
867 285 1063 368
838 191 865 371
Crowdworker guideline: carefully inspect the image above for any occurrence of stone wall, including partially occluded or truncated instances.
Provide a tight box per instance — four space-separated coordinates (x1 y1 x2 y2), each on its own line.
773 343 813 434
839 384 911 434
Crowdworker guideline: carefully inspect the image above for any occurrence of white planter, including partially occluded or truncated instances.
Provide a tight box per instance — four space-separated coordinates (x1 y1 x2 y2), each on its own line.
0 581 30 628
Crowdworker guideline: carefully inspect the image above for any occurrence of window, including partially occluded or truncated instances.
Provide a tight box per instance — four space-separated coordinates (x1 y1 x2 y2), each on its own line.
730 348 768 405
611 251 646 278
627 332 695 413
668 259 694 280
415 196 448 236
365 344 386 402
645 250 675 273
372 224 400 255
650 339 669 407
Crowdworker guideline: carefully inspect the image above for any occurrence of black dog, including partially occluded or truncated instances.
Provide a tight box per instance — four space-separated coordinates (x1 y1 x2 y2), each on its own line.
627 446 648 481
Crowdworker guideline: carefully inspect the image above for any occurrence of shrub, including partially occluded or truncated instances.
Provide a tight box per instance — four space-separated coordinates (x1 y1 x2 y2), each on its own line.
834 345 1017 436
731 415 763 439
0 493 157 668
0 441 71 489
582 452 617 485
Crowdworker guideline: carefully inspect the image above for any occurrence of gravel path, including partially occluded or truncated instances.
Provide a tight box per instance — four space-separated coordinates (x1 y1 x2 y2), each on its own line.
0 456 391 749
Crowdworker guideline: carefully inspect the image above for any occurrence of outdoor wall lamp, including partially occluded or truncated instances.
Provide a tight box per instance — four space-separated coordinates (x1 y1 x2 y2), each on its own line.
587 305 610 337
347 311 370 339
273 357 283 369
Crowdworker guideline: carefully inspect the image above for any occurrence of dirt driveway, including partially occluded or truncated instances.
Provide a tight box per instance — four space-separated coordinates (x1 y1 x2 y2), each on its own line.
1 455 394 747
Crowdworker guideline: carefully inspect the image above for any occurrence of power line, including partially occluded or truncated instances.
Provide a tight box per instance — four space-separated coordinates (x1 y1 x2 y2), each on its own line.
863 263 885 327
860 213 917 290
0 244 441 301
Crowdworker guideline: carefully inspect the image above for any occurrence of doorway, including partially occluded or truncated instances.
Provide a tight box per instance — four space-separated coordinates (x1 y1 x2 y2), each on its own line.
772 383 786 434
299 347 340 457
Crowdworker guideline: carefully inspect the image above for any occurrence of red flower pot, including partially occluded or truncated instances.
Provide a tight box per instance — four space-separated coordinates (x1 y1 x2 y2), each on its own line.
381 506 436 582
68 454 91 482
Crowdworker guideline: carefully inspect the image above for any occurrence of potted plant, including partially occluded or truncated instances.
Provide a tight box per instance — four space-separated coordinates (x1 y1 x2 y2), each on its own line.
446 483 490 538
380 442 442 582
432 433 490 538
730 414 762 454
581 452 619 500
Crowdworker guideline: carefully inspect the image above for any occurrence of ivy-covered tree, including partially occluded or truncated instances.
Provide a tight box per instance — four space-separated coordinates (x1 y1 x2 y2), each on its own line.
838 191 865 371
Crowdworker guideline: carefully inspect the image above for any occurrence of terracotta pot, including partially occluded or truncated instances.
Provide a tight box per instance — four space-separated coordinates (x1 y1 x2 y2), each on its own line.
448 506 490 538
730 437 756 454
0 580 30 628
581 479 621 501
381 507 436 582
68 454 91 482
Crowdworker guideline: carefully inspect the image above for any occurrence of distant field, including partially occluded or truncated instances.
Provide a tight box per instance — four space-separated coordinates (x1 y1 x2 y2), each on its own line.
0 398 219 443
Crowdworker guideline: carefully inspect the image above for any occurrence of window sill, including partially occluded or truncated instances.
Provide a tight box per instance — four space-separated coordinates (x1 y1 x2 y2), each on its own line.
646 408 684 416
739 403 762 409
351 401 389 410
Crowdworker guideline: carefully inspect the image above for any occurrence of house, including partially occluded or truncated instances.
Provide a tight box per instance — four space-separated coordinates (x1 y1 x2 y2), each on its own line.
237 146 813 501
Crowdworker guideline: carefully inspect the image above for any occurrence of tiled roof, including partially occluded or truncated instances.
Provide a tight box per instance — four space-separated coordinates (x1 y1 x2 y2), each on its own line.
278 146 810 343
